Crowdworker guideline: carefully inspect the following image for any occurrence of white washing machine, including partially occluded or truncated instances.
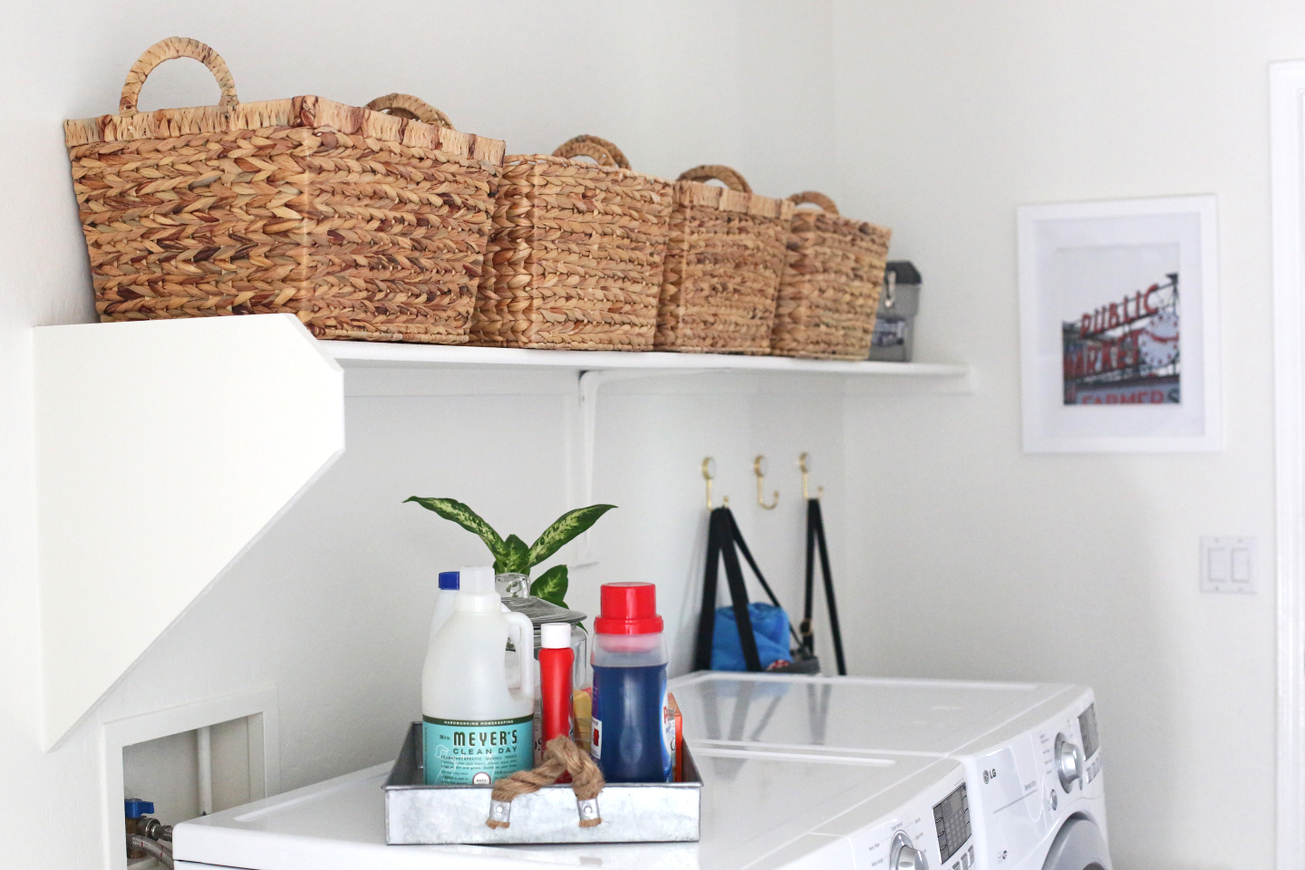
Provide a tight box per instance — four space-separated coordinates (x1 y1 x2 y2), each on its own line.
173 735 970 869
669 672 1111 870
172 673 1108 870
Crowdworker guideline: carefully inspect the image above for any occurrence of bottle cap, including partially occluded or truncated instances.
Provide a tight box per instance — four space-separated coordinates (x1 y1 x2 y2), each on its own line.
124 798 154 819
456 566 499 612
438 571 459 590
594 582 663 635
541 623 572 649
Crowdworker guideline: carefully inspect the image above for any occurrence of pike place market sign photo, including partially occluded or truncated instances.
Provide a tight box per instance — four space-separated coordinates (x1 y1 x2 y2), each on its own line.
1017 195 1222 453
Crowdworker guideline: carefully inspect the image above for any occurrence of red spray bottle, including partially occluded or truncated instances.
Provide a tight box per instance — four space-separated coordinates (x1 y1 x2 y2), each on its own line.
539 623 575 781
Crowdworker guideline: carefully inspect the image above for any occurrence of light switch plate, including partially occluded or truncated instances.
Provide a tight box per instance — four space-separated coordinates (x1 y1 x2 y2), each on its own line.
1200 536 1257 594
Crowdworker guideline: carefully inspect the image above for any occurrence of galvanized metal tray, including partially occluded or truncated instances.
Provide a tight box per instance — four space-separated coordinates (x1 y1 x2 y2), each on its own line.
384 723 702 845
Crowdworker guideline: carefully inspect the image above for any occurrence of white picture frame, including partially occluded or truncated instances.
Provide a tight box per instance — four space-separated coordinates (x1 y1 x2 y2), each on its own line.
1017 195 1222 453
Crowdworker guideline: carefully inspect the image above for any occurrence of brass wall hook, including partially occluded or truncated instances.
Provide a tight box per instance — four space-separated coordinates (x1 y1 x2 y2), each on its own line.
799 452 824 501
753 455 779 510
702 457 728 509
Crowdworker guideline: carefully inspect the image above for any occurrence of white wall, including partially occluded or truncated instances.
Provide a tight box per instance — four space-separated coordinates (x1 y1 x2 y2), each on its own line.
1 1 1294 868
0 2 841 867
834 1 1304 868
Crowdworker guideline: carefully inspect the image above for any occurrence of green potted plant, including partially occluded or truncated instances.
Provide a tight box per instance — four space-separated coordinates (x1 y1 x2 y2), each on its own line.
405 497 615 608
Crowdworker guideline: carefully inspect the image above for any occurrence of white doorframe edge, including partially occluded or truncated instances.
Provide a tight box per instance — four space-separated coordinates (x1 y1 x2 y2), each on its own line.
1270 59 1305 870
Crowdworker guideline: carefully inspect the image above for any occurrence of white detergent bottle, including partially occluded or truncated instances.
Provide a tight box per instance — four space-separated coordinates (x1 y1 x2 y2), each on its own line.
422 565 535 785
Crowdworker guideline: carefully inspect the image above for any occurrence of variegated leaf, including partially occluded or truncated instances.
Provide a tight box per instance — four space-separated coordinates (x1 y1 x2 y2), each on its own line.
404 497 506 560
498 534 532 575
530 564 569 608
527 504 616 568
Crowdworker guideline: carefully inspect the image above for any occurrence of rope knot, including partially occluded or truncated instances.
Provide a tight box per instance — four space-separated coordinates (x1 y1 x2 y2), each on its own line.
484 736 605 830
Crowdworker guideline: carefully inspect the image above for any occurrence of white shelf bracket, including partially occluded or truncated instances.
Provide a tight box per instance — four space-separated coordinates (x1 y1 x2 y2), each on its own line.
569 367 707 566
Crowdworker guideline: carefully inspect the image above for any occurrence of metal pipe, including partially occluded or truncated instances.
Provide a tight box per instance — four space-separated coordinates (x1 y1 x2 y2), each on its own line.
137 816 173 842
197 725 213 816
128 835 174 868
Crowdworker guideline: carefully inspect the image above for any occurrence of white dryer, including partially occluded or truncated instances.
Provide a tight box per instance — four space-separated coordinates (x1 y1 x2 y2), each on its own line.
947 687 1109 870
668 672 1111 870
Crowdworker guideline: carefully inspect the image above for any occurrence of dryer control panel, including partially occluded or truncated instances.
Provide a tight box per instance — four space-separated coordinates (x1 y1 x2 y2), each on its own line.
933 782 975 867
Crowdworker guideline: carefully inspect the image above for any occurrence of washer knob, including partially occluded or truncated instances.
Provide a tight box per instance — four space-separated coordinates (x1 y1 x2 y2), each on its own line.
1055 732 1084 792
891 831 928 870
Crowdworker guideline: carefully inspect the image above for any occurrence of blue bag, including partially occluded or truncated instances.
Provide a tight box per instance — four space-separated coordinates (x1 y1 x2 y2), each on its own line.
711 603 792 671
694 506 811 673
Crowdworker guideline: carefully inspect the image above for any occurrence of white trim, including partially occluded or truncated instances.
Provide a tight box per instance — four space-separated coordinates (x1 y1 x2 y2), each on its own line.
99 687 281 870
1270 59 1305 870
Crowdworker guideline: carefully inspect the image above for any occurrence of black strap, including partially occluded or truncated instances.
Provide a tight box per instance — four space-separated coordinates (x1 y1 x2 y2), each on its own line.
719 512 763 672
804 498 847 676
726 510 804 649
801 501 817 653
695 507 763 672
693 508 725 671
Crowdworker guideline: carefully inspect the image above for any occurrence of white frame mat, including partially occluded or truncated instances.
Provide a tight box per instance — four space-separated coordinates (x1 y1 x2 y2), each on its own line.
1017 195 1222 453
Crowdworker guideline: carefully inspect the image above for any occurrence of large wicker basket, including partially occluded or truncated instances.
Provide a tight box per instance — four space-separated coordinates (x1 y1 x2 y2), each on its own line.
63 38 505 344
656 166 794 354
771 192 892 359
471 135 672 350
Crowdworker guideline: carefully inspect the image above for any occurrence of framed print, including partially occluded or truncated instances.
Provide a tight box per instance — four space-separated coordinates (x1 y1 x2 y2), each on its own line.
1017 195 1221 452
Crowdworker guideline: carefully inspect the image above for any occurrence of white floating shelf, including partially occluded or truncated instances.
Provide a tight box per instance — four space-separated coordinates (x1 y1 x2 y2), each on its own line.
323 340 969 378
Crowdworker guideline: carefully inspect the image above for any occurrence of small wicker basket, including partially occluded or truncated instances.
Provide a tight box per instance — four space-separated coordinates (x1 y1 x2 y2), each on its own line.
770 192 892 359
63 38 505 344
656 166 794 354
471 135 673 350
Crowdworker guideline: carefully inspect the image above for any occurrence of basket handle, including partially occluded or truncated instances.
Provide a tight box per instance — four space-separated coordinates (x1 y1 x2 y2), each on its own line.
788 191 840 215
119 37 239 115
365 93 453 129
552 135 631 170
677 164 752 194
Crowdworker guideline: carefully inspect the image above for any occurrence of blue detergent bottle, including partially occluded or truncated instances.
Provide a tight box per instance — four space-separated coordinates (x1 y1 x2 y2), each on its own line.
590 582 671 783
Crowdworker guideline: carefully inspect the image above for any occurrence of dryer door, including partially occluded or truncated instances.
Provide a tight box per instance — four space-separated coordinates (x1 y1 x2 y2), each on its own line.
1042 816 1111 870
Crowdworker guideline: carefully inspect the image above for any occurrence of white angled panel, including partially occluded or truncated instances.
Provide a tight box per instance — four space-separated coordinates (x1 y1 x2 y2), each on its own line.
34 314 344 749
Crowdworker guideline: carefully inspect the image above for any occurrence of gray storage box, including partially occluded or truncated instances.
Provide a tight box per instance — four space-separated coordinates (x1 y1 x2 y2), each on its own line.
867 261 921 362
383 723 702 845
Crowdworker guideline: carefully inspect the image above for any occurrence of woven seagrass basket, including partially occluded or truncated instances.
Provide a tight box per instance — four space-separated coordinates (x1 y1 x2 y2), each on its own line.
656 166 795 354
771 192 892 359
63 38 505 343
471 135 672 350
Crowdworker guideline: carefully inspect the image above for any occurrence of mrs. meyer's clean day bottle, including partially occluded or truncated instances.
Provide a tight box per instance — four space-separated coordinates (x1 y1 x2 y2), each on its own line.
422 566 535 785
590 582 672 782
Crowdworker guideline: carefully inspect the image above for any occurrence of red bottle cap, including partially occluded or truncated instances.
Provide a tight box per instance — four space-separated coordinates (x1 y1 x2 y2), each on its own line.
593 582 664 635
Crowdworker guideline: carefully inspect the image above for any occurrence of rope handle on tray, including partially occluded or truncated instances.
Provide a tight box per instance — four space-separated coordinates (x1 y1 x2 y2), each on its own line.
364 93 453 129
119 36 239 114
485 736 606 830
788 191 840 215
677 164 753 194
552 135 632 169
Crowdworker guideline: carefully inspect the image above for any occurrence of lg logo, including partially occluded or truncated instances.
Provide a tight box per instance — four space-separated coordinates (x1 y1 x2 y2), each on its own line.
982 768 997 784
